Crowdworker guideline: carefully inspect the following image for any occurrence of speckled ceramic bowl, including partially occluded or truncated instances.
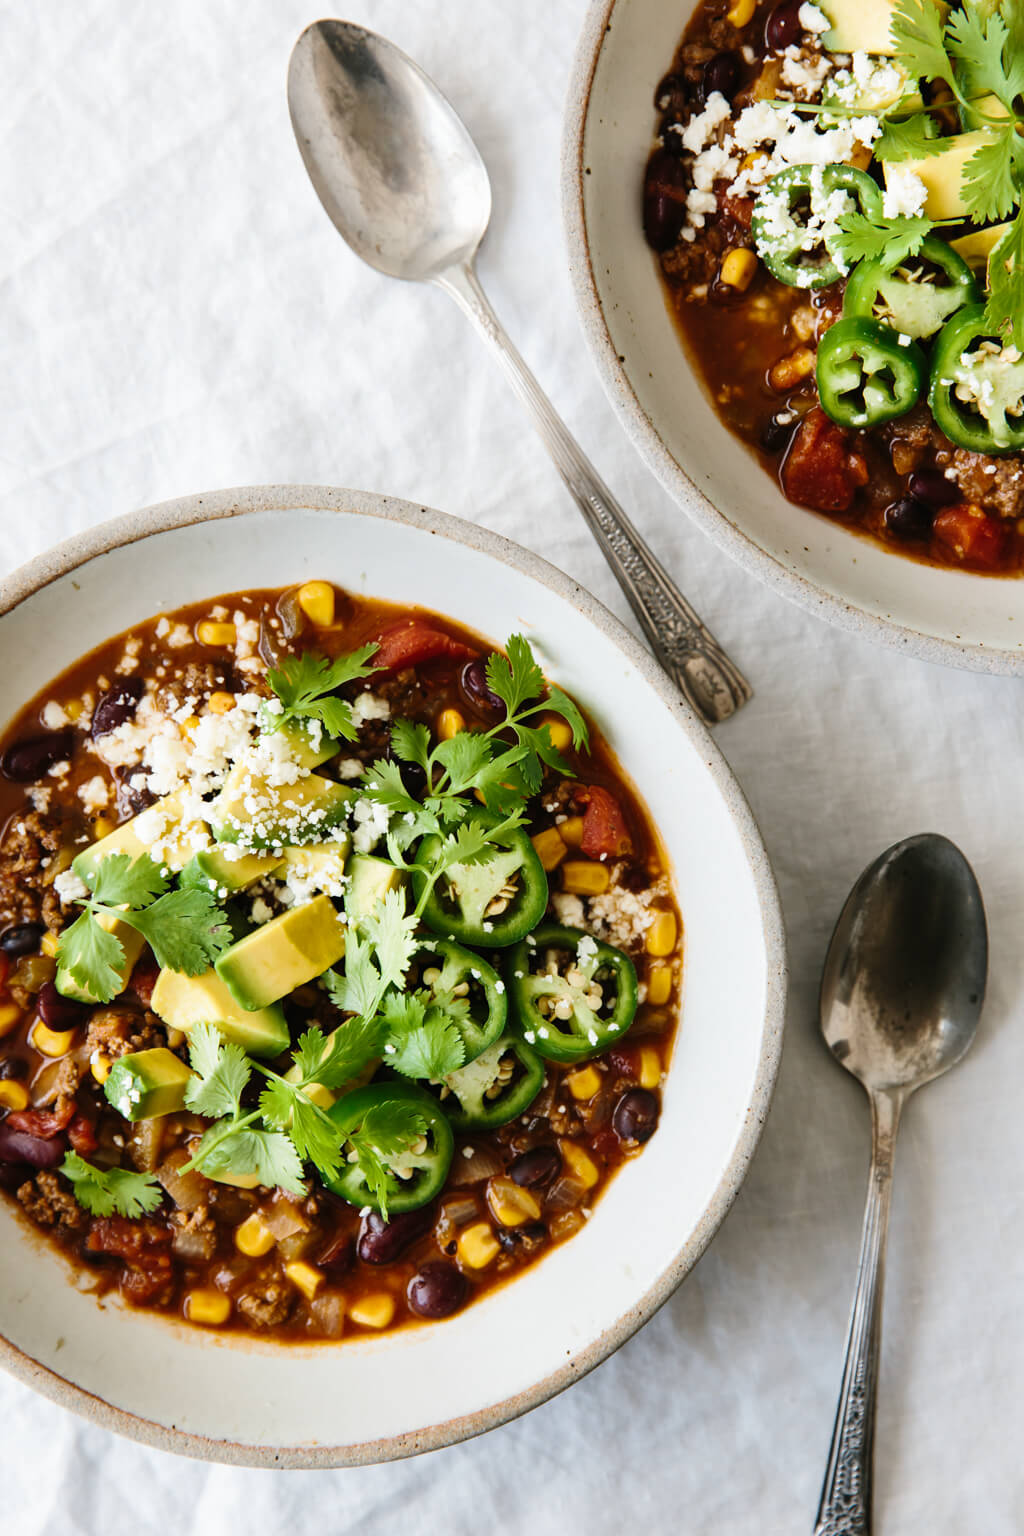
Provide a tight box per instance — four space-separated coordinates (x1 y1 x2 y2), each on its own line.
563 0 1024 672
0 486 785 1465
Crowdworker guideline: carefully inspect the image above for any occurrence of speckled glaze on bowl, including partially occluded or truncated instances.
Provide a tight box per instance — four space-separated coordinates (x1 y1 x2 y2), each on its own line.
0 486 785 1466
563 0 1024 672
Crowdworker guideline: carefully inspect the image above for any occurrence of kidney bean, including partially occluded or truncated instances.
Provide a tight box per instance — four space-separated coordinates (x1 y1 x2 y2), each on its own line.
1 729 74 783
317 1230 355 1277
612 1088 660 1144
460 658 504 714
702 50 739 102
659 119 687 157
114 765 155 816
0 1123 66 1169
908 469 960 509
407 1261 467 1320
643 149 688 252
0 1058 27 1080
884 497 933 542
37 981 88 1032
510 1145 561 1190
91 677 144 738
358 1205 435 1265
765 0 804 49
654 72 688 113
760 414 796 455
0 923 44 957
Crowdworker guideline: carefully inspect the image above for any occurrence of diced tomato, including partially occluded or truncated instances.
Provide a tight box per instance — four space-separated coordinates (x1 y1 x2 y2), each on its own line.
590 1127 621 1164
128 949 159 1006
67 1114 98 1156
579 785 632 860
5 1102 75 1139
373 621 476 673
607 1047 638 1079
781 406 870 514
933 503 1009 570
87 1216 171 1263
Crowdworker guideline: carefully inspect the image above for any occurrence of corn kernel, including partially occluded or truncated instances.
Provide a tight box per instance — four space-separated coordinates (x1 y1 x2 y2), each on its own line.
40 932 59 958
646 963 673 1007
0 1081 29 1111
847 143 873 171
457 1221 500 1269
90 1052 112 1086
64 699 84 722
562 860 610 896
235 1212 276 1258
185 1288 231 1326
297 581 336 628
566 1065 602 1101
349 1292 395 1329
486 1176 542 1228
559 816 584 847
740 150 768 174
207 691 235 714
180 714 201 741
31 1018 76 1057
196 621 237 648
437 708 465 740
560 1139 600 1190
646 910 678 958
638 1047 662 1090
768 347 816 392
0 1004 21 1040
727 0 756 23
720 248 758 292
531 826 568 872
539 715 573 754
91 817 116 840
284 1260 324 1301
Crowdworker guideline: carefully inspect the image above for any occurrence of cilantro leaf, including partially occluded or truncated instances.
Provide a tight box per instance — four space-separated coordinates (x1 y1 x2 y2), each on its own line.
431 731 496 796
122 886 234 976
832 208 933 268
294 1016 386 1091
947 2 1024 108
984 206 1024 346
257 1079 345 1181
88 852 168 907
389 718 431 773
346 1098 429 1218
60 1153 162 1218
360 888 420 992
193 1123 307 1196
265 646 380 743
544 686 589 751
485 634 544 717
873 113 946 162
890 0 957 89
961 124 1023 223
183 1022 251 1119
380 993 466 1080
55 910 127 1004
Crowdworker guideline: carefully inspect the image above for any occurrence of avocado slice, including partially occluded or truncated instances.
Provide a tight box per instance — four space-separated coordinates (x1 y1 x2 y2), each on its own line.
951 221 1012 269
215 894 346 1011
55 911 146 1003
72 791 207 886
890 129 1009 221
150 966 290 1056
208 767 354 850
282 1021 379 1109
819 0 904 55
104 1048 194 1120
275 717 340 770
180 845 282 894
277 841 351 898
344 853 408 923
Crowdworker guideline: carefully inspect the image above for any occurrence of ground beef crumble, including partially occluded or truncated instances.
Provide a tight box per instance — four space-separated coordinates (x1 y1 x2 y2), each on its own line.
0 810 68 933
17 1171 88 1233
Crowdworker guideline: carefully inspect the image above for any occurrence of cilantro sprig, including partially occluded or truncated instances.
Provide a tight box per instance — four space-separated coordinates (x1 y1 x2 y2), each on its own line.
60 1153 163 1218
263 645 380 743
56 854 233 1004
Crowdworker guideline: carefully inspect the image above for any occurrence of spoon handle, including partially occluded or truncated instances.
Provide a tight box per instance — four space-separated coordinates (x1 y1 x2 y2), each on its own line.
435 262 752 725
814 1091 902 1536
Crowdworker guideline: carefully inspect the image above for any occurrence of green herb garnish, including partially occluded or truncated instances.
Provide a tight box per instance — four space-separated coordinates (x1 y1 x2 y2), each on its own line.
60 1153 163 1218
263 645 380 743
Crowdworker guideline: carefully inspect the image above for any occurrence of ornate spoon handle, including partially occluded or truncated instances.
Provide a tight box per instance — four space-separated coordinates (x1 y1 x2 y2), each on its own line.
814 1091 903 1536
435 261 752 725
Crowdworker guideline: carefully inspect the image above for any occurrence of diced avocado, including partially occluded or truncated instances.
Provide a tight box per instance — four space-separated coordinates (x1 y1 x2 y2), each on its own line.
276 717 340 770
104 1048 194 1120
820 0 901 55
282 1021 379 1109
821 60 920 116
344 853 408 922
951 222 1011 269
277 840 351 896
208 766 354 850
150 966 290 1056
55 911 146 1002
959 93 1011 131
72 791 207 885
890 130 1008 221
180 845 282 894
215 895 346 1011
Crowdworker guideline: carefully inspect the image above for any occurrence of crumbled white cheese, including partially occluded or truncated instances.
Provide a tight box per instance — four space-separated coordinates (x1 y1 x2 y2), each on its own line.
41 701 69 729
54 870 89 905
551 892 586 927
350 692 391 728
587 883 660 949
77 775 110 813
882 165 928 219
337 757 364 781
798 2 830 32
351 796 389 854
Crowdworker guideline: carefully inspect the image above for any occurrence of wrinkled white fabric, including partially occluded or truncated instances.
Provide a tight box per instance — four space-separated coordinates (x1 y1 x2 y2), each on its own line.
3 2 1023 1532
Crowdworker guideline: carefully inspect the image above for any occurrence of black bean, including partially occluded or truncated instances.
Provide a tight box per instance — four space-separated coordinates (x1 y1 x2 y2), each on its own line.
908 469 960 509
765 0 804 49
317 1231 354 1277
654 72 688 112
460 658 504 714
1 730 74 784
398 759 428 798
37 981 88 1033
0 923 44 957
496 1221 547 1255
760 414 796 454
702 51 739 102
510 1145 561 1190
407 1261 467 1320
0 1058 27 1080
113 765 155 817
613 1088 660 1144
358 1205 435 1266
0 1124 66 1169
91 677 144 738
884 497 933 542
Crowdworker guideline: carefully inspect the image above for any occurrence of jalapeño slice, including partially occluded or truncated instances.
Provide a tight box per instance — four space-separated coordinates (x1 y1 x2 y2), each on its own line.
325 1081 454 1215
751 164 882 289
816 317 926 429
928 303 1024 454
415 816 548 948
842 234 977 341
508 923 639 1065
438 1033 545 1131
411 939 507 1065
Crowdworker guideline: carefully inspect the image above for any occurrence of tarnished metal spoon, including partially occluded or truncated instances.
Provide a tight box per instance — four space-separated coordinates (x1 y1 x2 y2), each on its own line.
286 20 751 726
815 833 987 1535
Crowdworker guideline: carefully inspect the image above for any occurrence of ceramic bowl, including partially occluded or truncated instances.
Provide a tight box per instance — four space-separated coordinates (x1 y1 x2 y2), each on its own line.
0 486 784 1465
563 0 1024 672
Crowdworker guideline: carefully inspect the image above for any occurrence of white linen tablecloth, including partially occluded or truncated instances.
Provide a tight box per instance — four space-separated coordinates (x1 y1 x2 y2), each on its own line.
3 3 1022 1531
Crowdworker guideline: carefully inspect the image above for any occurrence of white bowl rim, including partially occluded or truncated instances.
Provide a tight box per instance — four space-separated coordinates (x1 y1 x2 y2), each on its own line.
0 483 786 1466
561 0 1024 677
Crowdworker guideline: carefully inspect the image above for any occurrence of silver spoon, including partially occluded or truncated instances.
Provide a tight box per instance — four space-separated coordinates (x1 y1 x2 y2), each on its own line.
815 833 987 1535
286 20 752 726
